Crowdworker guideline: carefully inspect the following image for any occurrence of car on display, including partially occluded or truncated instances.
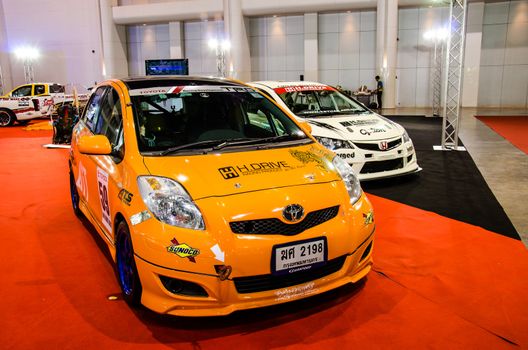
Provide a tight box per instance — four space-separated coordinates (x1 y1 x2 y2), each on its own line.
249 81 421 180
0 82 88 127
69 76 375 316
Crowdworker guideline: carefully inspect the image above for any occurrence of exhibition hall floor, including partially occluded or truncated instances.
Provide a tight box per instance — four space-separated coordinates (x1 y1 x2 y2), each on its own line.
1 113 527 349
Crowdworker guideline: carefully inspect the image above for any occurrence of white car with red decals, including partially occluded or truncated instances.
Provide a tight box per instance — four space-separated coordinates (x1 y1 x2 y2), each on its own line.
0 82 88 127
248 81 421 180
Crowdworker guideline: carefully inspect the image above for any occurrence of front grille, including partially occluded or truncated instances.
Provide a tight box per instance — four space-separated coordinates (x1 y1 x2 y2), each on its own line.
233 255 347 294
229 205 339 236
360 158 404 174
353 138 402 151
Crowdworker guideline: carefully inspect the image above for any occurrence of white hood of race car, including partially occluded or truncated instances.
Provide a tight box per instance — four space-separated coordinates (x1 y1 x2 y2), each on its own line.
302 113 403 142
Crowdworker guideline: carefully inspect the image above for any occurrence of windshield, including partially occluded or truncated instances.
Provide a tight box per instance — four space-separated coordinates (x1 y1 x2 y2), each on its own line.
130 85 308 153
275 85 368 117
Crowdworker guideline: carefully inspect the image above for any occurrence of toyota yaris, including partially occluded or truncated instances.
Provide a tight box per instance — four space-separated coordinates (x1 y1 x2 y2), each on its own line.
69 76 374 316
249 81 421 180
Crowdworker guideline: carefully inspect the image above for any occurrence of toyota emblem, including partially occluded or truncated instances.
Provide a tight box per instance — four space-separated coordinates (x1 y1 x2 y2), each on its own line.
283 204 304 223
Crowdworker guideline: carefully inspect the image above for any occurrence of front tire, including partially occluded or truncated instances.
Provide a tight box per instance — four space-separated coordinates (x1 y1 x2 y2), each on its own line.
0 109 15 127
116 221 142 306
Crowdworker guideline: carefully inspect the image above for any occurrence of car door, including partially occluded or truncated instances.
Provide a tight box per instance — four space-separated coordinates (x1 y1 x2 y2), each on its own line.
85 85 126 242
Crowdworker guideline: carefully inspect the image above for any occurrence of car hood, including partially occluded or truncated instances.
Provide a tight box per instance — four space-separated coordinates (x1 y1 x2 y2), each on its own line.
303 113 403 141
142 143 340 200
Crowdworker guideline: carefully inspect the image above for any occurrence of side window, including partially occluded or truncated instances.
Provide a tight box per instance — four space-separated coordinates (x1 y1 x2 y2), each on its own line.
94 88 124 159
83 87 107 131
34 85 46 95
11 85 32 97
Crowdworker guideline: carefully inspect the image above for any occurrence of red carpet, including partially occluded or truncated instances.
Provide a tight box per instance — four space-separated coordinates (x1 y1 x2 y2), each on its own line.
1 126 528 349
476 115 528 154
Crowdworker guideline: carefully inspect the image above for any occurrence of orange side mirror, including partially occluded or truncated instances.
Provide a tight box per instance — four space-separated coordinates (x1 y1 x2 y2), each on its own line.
77 135 112 155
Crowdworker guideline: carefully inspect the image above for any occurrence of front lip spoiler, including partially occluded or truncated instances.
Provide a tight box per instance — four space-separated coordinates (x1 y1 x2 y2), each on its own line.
359 166 422 182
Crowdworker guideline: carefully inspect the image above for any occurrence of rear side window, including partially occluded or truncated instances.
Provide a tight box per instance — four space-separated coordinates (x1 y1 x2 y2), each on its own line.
49 84 65 93
83 87 107 131
34 85 46 95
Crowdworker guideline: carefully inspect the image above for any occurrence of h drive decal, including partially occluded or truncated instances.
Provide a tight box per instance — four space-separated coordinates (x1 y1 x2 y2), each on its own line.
167 238 200 262
218 160 292 180
97 167 112 232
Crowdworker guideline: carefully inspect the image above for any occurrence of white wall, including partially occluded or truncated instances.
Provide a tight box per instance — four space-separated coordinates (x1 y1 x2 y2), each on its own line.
478 0 528 108
184 20 224 76
317 11 377 91
127 24 170 76
1 0 103 91
396 6 449 107
249 15 304 82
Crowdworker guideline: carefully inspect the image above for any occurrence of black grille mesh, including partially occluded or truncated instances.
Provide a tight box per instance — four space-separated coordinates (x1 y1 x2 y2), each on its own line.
229 205 339 236
353 138 402 151
233 255 347 294
360 158 404 174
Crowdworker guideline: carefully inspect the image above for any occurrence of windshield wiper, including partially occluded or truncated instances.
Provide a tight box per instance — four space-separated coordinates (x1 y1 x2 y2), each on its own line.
160 140 228 155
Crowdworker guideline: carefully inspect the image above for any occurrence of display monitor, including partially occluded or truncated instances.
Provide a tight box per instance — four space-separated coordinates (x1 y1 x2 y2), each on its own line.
145 59 189 76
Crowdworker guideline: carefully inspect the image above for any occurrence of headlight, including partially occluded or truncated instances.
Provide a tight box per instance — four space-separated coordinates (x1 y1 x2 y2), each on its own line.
332 156 362 204
314 136 354 151
137 176 205 230
402 130 411 143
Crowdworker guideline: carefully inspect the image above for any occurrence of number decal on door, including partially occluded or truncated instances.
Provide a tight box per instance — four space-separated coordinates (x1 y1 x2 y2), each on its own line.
97 167 112 232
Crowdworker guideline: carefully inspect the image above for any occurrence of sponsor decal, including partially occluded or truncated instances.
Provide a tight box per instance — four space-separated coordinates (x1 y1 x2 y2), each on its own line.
360 128 386 136
289 149 327 170
306 120 342 133
167 238 200 262
273 85 335 94
275 282 318 302
338 152 355 159
218 161 292 179
130 210 151 226
129 85 253 96
339 119 378 127
118 188 133 206
97 167 112 232
363 211 374 225
76 162 88 201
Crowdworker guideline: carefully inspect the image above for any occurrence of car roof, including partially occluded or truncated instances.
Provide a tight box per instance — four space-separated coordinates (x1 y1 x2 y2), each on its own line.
250 81 328 89
120 76 243 90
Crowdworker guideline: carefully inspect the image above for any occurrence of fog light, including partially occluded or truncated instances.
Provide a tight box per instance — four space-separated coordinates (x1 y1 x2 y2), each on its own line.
159 275 208 297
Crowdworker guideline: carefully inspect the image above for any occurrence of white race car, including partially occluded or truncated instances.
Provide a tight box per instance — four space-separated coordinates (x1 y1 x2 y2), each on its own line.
249 81 421 180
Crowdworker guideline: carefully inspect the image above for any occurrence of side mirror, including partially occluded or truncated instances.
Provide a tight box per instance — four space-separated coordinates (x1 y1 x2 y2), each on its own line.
77 135 112 155
299 121 312 134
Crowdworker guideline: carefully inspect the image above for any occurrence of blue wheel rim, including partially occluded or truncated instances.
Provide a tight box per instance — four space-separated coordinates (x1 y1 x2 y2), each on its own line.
70 174 79 211
117 233 134 296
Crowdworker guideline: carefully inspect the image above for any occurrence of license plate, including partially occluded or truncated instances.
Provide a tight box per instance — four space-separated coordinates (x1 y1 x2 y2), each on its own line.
272 237 327 275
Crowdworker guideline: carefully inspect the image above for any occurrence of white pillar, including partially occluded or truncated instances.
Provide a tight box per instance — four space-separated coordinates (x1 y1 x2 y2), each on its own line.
461 2 484 107
223 0 251 81
0 0 13 93
304 13 318 82
376 0 397 109
99 0 128 79
169 21 184 59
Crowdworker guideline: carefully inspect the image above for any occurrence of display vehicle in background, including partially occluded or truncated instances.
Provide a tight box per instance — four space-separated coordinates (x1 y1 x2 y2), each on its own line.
69 76 375 316
0 82 89 127
249 81 421 181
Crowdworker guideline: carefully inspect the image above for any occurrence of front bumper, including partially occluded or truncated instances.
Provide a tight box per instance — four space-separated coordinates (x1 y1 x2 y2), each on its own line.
135 231 373 316
129 186 375 316
335 140 420 181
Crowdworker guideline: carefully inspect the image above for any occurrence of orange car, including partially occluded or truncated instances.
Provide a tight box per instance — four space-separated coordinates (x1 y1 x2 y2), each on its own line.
69 76 374 316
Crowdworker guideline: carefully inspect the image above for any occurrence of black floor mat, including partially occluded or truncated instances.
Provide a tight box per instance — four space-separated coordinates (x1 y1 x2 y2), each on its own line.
362 116 519 240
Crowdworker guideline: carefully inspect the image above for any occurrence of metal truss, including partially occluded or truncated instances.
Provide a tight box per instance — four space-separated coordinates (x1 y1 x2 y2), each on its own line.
441 0 467 150
0 64 4 95
432 41 444 117
23 59 35 83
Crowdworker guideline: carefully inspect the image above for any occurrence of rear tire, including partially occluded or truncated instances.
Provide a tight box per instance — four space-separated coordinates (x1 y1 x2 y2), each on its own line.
115 221 142 306
0 109 15 127
69 172 83 217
